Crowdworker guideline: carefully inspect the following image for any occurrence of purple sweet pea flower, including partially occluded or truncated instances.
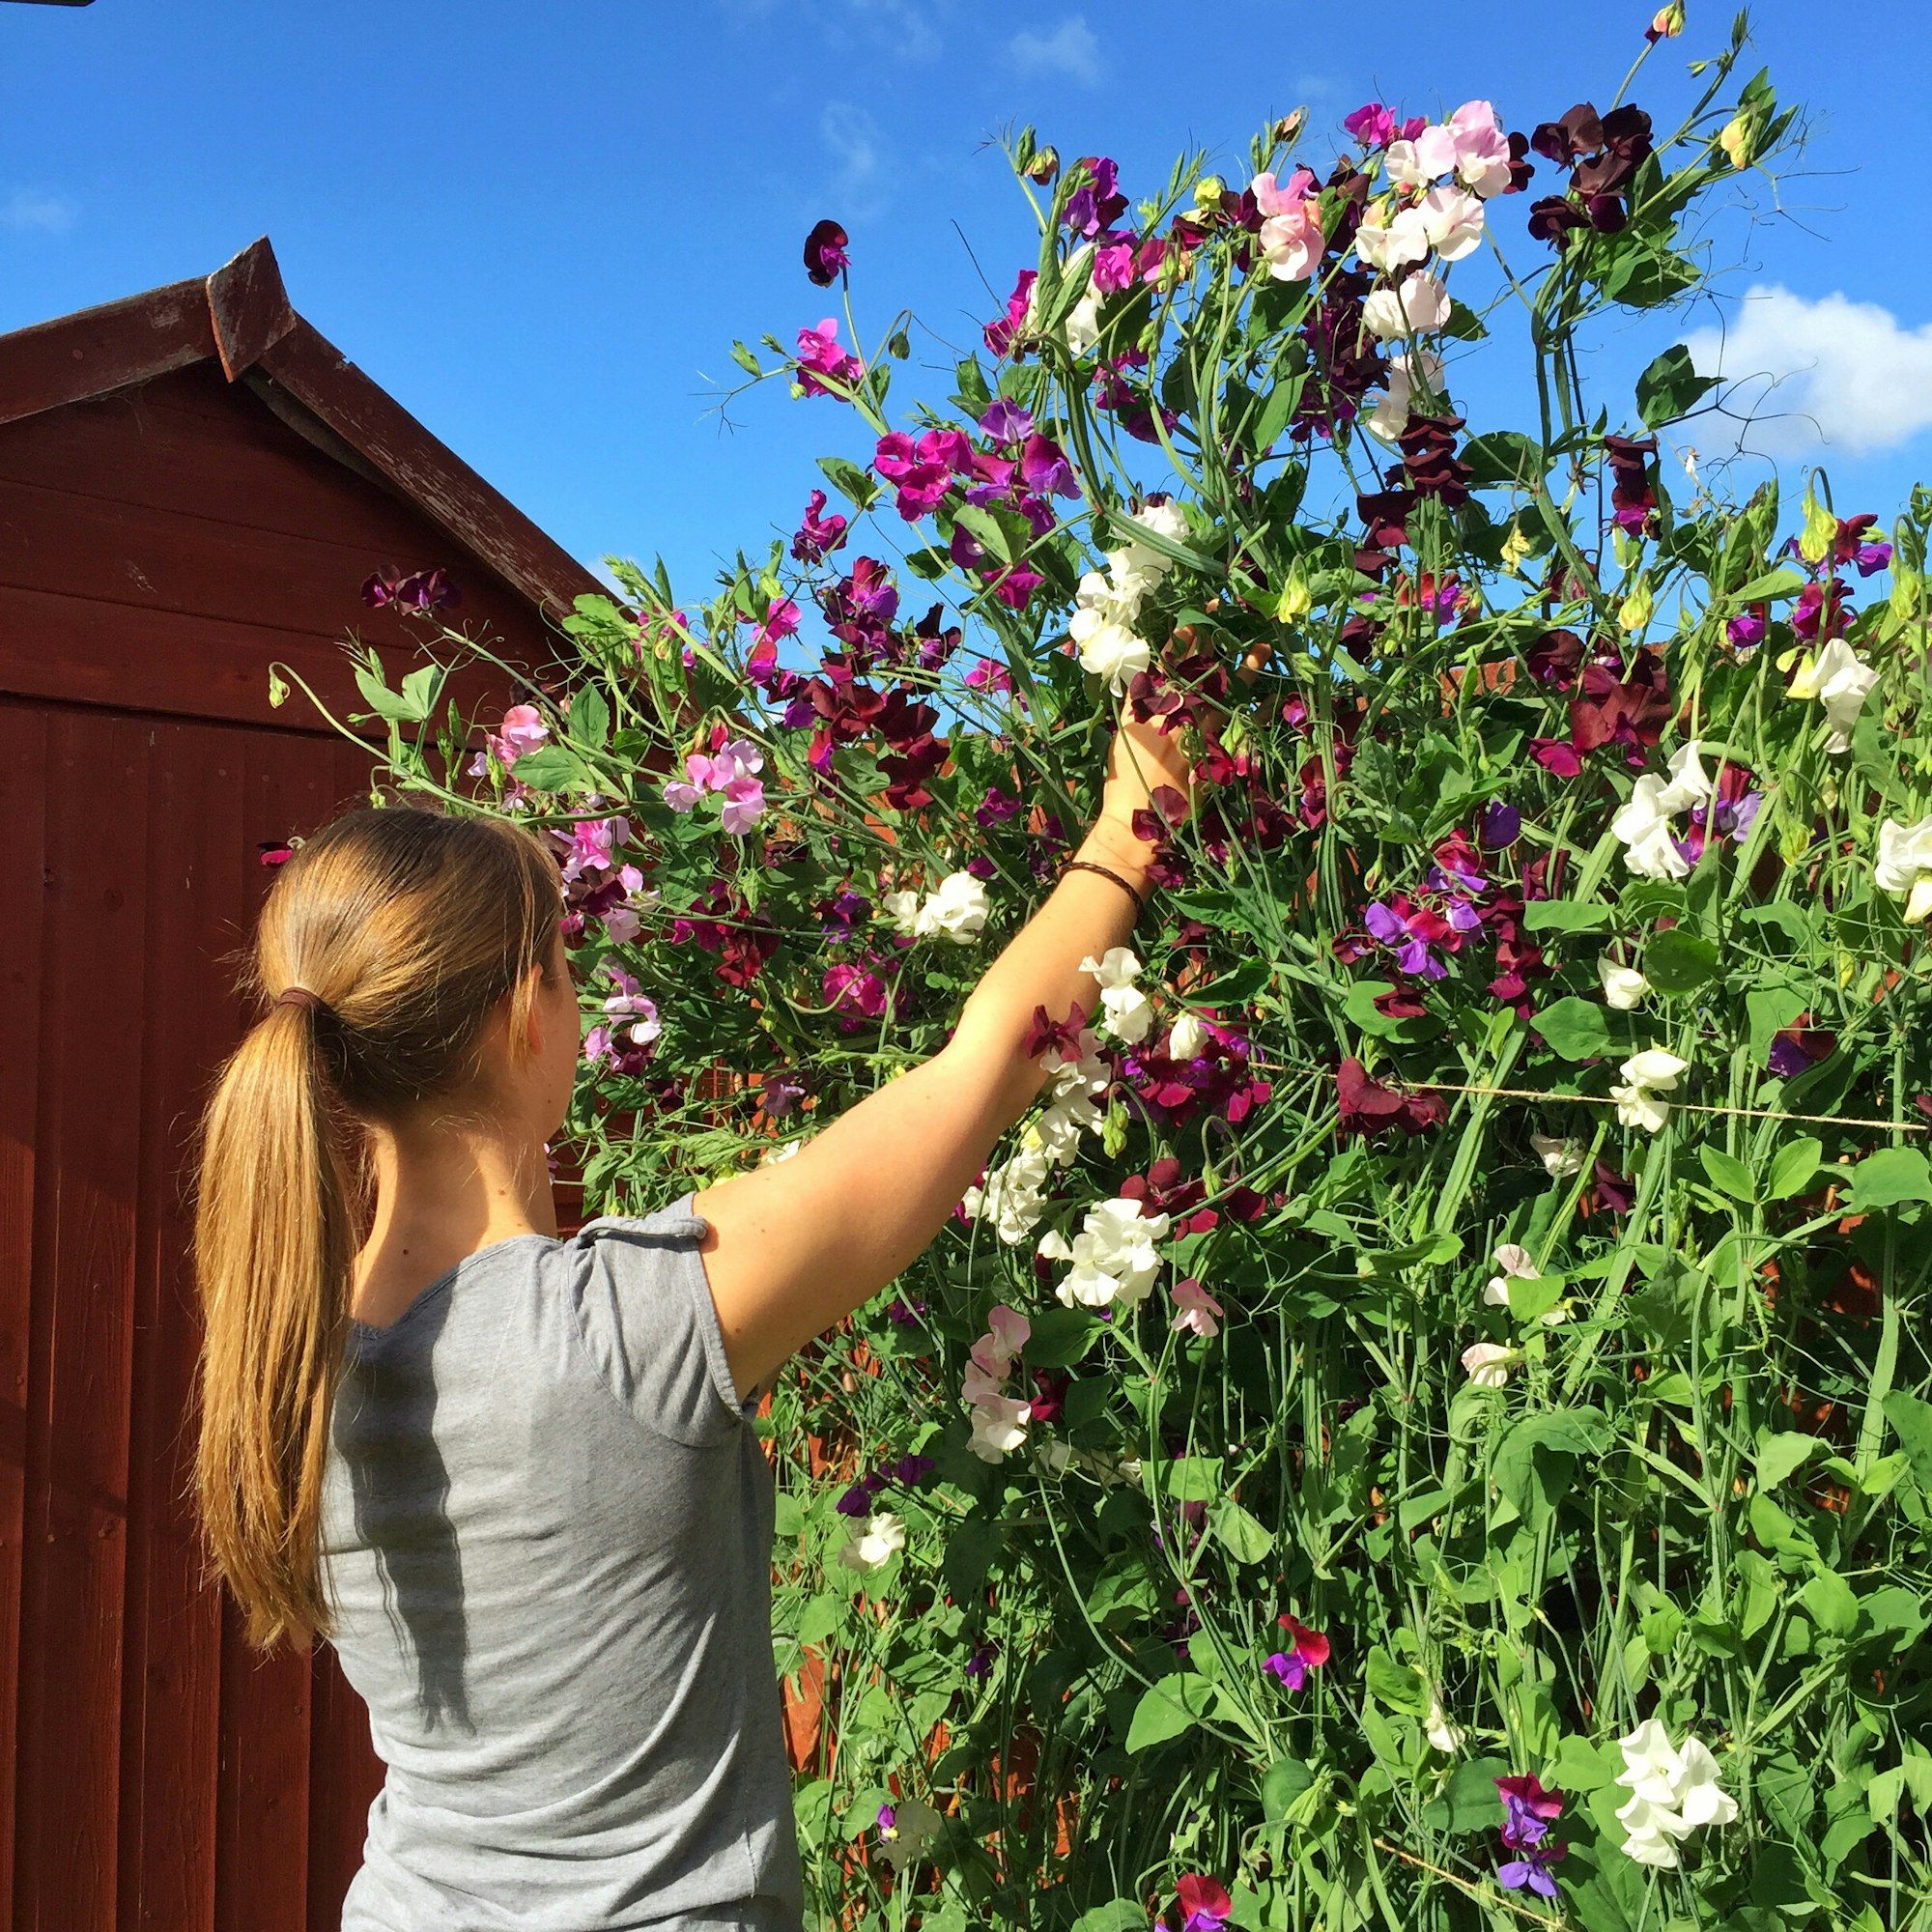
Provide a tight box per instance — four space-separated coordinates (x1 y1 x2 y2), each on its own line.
979 398 1035 443
1480 802 1521 849
803 218 849 286
1017 433 1078 498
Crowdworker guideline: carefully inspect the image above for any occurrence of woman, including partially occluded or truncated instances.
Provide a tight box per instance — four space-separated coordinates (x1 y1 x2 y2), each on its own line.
192 704 1194 1930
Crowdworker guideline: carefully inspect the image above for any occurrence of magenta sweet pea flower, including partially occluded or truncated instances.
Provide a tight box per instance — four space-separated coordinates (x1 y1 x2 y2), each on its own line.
979 398 1034 442
1494 1776 1567 1900
1017 432 1077 497
984 268 1037 358
792 488 849 563
796 318 864 397
1264 1612 1329 1690
1175 1874 1232 1932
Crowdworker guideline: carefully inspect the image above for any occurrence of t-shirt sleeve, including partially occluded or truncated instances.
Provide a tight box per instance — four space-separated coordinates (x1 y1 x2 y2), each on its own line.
566 1189 750 1448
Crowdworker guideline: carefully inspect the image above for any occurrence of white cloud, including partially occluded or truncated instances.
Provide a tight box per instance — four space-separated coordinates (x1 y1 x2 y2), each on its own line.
820 102 886 206
1683 283 1932 459
1009 15 1104 88
1 189 77 234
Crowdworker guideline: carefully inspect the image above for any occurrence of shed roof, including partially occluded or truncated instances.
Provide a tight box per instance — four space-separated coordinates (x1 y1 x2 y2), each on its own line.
0 236 602 619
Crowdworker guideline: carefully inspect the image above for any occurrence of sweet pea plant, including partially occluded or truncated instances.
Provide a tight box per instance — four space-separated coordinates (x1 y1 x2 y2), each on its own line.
329 13 1932 1929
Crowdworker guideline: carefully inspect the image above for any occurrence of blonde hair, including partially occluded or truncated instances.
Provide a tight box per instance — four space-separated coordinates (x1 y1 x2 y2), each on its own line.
192 805 563 1649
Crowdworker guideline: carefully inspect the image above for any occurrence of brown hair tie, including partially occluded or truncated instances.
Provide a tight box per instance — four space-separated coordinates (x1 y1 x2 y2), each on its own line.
274 985 325 1015
1061 858 1149 923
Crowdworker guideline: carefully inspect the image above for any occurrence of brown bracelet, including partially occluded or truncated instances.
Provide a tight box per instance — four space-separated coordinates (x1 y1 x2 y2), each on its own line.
1061 858 1149 923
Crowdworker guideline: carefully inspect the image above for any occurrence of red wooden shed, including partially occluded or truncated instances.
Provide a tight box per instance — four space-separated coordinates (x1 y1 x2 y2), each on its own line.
0 238 603 1931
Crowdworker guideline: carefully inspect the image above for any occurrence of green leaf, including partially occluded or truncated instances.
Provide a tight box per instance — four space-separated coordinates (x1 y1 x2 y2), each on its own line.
1534 996 1613 1062
1634 343 1718 427
1020 1306 1101 1368
1644 927 1719 996
1260 1758 1315 1820
502 745 589 792
1846 1147 1932 1213
1462 430 1547 492
817 454 877 511
1522 898 1613 935
1730 565 1809 604
1754 1430 1821 1490
1147 1456 1223 1503
1698 1145 1755 1203
1207 1495 1273 1565
567 683 611 750
1798 1568 1859 1638
1125 1672 1218 1752
1422 1757 1515 1833
1883 1392 1932 1491
1072 1907 1148 1932
1364 1646 1427 1714
1766 1136 1823 1201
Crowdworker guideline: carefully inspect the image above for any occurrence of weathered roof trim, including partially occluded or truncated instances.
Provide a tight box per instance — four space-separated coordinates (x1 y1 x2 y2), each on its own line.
0 238 603 619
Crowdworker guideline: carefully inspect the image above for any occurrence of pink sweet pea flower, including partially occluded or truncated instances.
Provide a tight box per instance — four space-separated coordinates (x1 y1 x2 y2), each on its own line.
559 815 628 882
719 775 766 837
1447 99 1518 197
1169 1278 1226 1339
796 318 864 397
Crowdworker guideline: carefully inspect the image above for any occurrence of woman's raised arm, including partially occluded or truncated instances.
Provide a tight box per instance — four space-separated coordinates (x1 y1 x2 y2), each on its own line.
689 711 1194 1402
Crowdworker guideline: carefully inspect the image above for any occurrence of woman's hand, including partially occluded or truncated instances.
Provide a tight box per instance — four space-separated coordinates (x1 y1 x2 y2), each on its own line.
1098 633 1270 831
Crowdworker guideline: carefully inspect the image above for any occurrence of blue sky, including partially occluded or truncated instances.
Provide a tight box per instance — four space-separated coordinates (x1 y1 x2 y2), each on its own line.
4 0 1929 605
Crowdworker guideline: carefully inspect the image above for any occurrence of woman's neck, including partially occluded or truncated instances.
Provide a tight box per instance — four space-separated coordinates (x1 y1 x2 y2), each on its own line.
351 1117 556 1327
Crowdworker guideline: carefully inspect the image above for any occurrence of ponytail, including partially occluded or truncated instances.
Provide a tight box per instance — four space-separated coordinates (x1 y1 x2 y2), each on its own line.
191 807 563 1649
194 1000 355 1647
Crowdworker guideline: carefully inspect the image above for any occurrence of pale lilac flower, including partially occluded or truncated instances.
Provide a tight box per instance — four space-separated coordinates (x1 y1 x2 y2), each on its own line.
1169 1278 1225 1339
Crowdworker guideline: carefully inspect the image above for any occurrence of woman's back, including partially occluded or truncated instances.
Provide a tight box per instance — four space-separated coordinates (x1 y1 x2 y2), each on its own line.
321 1194 804 1932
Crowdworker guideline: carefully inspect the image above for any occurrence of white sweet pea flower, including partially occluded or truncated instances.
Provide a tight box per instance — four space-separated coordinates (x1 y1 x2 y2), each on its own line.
1026 242 1102 355
1483 1243 1536 1307
1599 955 1649 1010
1673 1737 1740 1829
1874 814 1932 923
1167 1010 1208 1061
920 871 989 944
1354 201 1431 274
967 1392 1033 1463
1531 1132 1585 1178
880 888 924 937
1110 500 1189 592
1363 345 1446 443
1068 569 1151 695
1039 1197 1171 1311
1655 738 1715 813
1611 1047 1689 1134
1423 1693 1465 1754
1361 270 1451 341
1788 637 1878 753
1461 1341 1519 1389
1610 776 1691 881
1079 946 1154 1042
1613 1721 1736 1866
1384 123 1459 185
838 1510 906 1571
1418 184 1486 260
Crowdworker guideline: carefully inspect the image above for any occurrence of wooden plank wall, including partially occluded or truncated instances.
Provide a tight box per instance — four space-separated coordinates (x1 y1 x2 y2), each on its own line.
0 700 382 1930
0 367 568 1928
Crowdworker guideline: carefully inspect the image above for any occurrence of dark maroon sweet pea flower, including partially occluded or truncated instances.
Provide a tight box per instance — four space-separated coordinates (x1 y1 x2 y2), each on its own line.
1769 1023 1836 1079
1336 1057 1446 1140
803 218 850 286
1024 1000 1090 1063
363 564 459 612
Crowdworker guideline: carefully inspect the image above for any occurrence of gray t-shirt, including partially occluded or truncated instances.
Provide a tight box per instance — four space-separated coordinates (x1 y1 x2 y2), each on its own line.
320 1191 805 1932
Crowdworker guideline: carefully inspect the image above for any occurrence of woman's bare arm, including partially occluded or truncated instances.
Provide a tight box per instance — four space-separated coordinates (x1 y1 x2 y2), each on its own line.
690 722 1190 1402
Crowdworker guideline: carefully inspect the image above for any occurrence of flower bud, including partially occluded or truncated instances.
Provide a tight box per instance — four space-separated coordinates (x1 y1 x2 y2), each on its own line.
1717 109 1760 170
1273 108 1308 147
1193 175 1226 213
1645 2 1686 41
1276 571 1313 623
1618 574 1654 635
1027 146 1061 185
